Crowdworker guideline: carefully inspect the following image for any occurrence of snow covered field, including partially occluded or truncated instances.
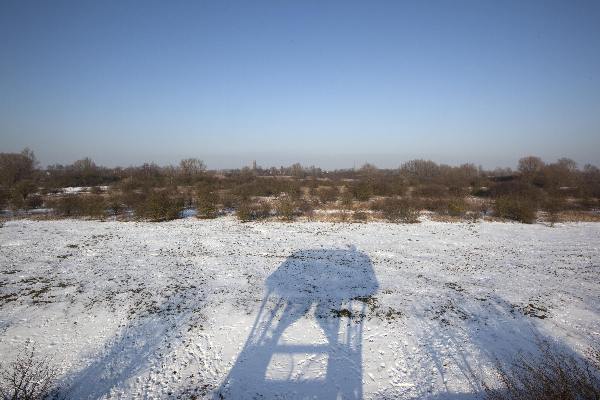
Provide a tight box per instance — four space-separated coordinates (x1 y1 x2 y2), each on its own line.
1 218 599 399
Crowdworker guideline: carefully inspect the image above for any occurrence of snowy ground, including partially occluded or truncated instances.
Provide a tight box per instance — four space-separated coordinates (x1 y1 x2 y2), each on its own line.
0 218 598 399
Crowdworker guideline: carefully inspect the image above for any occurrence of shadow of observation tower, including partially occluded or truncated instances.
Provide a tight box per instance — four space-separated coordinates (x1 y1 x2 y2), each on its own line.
216 247 379 399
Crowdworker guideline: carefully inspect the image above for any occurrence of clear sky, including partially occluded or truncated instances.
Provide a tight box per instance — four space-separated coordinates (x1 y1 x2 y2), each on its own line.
1 0 599 169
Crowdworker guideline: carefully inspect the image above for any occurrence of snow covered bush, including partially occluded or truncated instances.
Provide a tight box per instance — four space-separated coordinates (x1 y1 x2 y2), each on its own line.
235 199 253 222
484 341 600 400
0 343 58 400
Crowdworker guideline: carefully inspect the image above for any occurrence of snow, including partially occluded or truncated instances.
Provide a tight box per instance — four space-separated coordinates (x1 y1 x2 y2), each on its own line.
0 218 599 399
60 186 108 194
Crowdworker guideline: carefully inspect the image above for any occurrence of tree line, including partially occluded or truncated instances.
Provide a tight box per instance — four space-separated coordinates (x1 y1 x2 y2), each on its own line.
0 149 599 223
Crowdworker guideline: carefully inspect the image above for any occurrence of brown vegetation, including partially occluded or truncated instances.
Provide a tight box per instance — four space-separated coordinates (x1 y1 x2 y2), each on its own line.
484 341 600 400
0 150 598 224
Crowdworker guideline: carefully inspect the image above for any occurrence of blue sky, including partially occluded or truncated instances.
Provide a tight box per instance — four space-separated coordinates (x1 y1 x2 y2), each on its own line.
1 0 599 169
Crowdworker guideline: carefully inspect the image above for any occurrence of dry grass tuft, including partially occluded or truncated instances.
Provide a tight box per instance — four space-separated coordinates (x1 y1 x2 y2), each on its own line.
484 341 600 400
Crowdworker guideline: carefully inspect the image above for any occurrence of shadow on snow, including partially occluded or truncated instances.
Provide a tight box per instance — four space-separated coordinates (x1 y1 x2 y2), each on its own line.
215 247 379 399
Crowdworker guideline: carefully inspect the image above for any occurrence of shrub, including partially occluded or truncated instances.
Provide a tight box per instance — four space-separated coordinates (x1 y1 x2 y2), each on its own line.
0 188 9 210
340 190 354 210
353 210 368 222
0 342 58 400
276 196 296 221
447 198 468 217
543 196 566 226
49 195 81 216
316 186 338 203
489 181 543 202
81 195 107 218
12 180 37 204
24 194 44 210
350 181 373 201
197 191 219 219
236 200 253 222
415 183 448 198
235 199 272 222
420 197 449 213
494 196 537 223
578 197 598 211
90 185 104 194
484 341 600 400
219 192 238 209
448 185 468 197
296 199 315 220
135 191 183 221
50 195 107 218
9 189 26 211
254 200 272 220
106 194 124 216
377 198 419 223
120 189 145 210
372 177 406 197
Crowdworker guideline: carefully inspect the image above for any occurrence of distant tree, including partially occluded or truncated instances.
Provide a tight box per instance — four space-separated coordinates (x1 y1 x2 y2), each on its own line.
71 157 99 186
10 180 37 210
72 157 96 172
358 163 378 176
582 164 600 198
0 148 38 188
518 156 545 177
556 158 577 172
178 158 206 183
289 163 305 178
399 159 440 182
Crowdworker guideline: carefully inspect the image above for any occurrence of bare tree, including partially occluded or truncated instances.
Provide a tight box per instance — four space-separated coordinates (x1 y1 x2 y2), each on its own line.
0 149 38 188
178 158 206 183
517 156 545 177
399 159 440 181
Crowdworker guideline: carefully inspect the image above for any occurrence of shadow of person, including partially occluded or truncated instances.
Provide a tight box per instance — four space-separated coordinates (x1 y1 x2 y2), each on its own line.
216 247 379 399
